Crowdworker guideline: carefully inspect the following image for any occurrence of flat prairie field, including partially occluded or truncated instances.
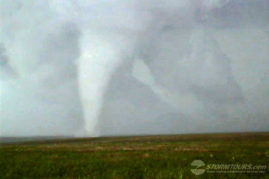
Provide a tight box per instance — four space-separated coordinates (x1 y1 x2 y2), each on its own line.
0 132 268 178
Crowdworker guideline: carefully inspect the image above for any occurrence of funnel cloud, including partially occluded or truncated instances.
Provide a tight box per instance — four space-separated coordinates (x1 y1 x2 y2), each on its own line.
0 0 268 137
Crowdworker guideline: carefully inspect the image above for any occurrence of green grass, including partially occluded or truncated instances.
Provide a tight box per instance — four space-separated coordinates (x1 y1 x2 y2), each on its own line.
0 132 268 178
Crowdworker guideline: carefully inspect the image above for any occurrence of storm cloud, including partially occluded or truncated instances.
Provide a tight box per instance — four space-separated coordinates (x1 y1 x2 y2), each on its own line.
0 0 268 136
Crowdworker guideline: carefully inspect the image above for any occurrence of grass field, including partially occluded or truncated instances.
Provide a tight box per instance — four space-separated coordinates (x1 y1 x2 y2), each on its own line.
0 132 268 178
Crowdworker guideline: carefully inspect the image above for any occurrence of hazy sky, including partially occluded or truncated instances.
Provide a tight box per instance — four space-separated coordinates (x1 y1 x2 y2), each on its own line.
0 0 268 137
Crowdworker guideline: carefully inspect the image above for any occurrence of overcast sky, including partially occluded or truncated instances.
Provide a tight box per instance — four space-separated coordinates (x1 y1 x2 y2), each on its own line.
0 0 268 137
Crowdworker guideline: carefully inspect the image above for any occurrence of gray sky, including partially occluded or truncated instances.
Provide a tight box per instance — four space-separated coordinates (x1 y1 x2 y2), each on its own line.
0 0 268 136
